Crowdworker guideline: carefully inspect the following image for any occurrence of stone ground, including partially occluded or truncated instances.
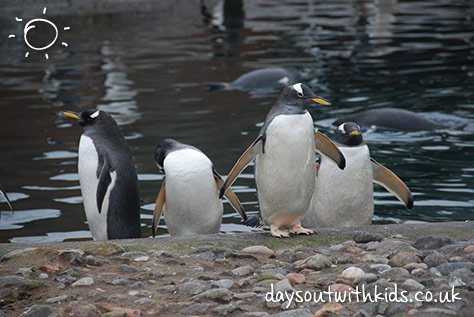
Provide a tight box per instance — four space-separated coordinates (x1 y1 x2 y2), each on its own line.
0 221 473 317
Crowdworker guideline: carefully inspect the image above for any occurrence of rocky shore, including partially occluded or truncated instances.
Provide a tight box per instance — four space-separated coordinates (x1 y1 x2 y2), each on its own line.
0 221 473 317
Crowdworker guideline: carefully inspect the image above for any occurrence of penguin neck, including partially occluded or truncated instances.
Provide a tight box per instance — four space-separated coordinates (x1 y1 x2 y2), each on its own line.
272 100 306 116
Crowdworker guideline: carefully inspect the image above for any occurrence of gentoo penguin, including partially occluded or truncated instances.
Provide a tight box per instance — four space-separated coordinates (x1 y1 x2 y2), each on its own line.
208 67 298 92
303 122 414 228
333 108 447 131
220 83 346 238
0 182 13 217
152 139 246 236
63 110 141 240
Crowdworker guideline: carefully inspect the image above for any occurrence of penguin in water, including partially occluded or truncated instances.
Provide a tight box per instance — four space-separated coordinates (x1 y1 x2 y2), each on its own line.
333 108 447 131
0 182 13 218
220 83 346 238
63 110 141 240
152 139 246 236
303 122 414 228
208 67 298 92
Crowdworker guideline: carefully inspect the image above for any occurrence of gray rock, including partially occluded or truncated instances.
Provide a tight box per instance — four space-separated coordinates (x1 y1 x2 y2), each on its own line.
242 245 275 258
260 268 288 277
424 251 448 267
333 253 355 264
273 278 294 293
121 251 147 258
233 292 257 299
0 309 6 317
273 308 313 317
111 278 129 286
379 268 410 281
413 236 454 250
402 278 425 291
38 273 48 279
118 265 137 273
388 251 421 267
196 251 216 261
232 265 253 276
276 250 296 263
178 280 208 295
411 268 427 277
213 302 242 315
437 262 474 276
369 264 391 273
21 305 57 317
211 279 234 289
46 295 68 304
376 239 416 256
71 277 94 287
423 308 457 316
341 266 366 280
0 248 37 261
181 303 209 315
0 275 43 290
193 288 232 303
243 313 269 317
353 309 371 317
354 273 378 284
429 267 443 277
448 269 473 288
404 262 427 271
353 231 383 243
295 254 331 270
130 281 143 288
360 253 389 264
365 241 380 251
17 267 33 278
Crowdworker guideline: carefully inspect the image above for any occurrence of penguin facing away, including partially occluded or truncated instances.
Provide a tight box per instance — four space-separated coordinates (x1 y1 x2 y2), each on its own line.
303 122 414 228
63 110 141 240
152 139 247 236
220 83 346 238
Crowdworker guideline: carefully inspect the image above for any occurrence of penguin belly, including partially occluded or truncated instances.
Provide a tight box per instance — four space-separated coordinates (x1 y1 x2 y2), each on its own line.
78 135 114 241
163 149 223 235
255 113 316 227
304 145 373 228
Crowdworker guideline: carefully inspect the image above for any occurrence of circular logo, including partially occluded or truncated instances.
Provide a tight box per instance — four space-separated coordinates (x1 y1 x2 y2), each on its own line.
23 18 58 51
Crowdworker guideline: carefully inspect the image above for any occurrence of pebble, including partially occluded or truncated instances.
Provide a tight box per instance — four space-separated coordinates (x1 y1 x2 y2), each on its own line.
328 283 354 293
464 245 474 253
46 295 68 304
353 231 383 243
242 245 275 258
388 251 421 267
273 278 294 293
411 268 426 277
295 254 331 270
17 267 33 278
134 256 150 262
21 305 58 317
413 236 454 250
181 303 209 315
402 278 425 291
354 273 378 284
285 273 305 285
38 273 49 279
423 308 457 316
213 302 242 315
379 268 410 281
403 262 427 271
111 278 129 286
64 301 101 317
365 241 380 251
360 253 389 264
276 250 296 263
233 292 257 299
121 251 147 258
196 251 216 261
429 267 443 277
193 288 233 303
211 279 234 289
178 280 208 295
340 266 365 280
71 277 94 287
437 262 474 276
376 240 416 256
370 264 391 272
423 251 448 267
232 265 253 276
118 265 137 273
0 275 43 290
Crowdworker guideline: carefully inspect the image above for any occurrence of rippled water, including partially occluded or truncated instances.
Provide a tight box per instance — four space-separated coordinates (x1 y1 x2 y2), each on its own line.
0 0 473 243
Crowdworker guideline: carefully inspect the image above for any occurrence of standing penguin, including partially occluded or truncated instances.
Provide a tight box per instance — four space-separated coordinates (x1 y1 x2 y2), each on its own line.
63 110 141 240
220 83 346 238
152 139 246 236
303 122 414 228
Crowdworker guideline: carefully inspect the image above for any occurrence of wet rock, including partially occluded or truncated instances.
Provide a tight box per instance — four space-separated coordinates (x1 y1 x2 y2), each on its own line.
274 308 313 317
211 279 234 289
232 265 253 276
379 268 410 281
193 288 232 303
286 273 305 285
0 275 43 290
437 262 474 276
196 251 216 261
353 231 383 243
340 267 365 281
65 301 101 317
0 248 37 261
413 236 454 250
242 245 275 258
21 305 58 317
46 295 68 304
295 254 331 270
388 251 421 267
71 277 94 287
178 280 208 295
423 251 448 267
402 279 425 291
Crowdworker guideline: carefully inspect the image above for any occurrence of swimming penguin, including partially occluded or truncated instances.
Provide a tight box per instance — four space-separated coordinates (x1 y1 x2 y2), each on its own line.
333 108 447 131
219 83 346 238
0 182 13 217
208 67 298 92
303 122 414 228
152 139 246 236
63 110 141 240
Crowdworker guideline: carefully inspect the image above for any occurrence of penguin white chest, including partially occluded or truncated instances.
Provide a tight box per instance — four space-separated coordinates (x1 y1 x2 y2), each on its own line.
163 149 222 235
255 112 316 224
78 135 115 240
304 145 373 227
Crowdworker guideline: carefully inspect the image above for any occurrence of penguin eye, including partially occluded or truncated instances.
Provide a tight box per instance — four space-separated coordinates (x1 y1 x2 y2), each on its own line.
297 92 304 97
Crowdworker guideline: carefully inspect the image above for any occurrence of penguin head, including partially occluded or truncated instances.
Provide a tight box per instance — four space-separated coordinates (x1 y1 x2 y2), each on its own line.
154 139 181 172
277 83 331 108
333 122 364 146
63 110 118 131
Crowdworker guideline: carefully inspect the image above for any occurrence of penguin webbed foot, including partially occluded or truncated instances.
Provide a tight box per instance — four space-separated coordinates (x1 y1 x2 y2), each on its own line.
289 223 316 236
270 225 292 238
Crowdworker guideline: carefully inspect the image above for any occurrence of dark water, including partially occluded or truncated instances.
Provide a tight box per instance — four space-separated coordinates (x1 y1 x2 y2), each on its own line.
0 0 473 243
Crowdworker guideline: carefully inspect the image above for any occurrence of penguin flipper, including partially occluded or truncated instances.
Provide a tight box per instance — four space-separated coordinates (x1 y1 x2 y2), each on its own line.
371 158 414 209
314 131 346 170
214 170 247 221
0 183 14 215
219 137 263 199
152 181 166 237
96 157 112 214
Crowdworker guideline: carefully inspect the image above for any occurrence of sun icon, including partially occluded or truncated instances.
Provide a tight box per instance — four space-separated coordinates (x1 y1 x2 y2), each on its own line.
8 7 70 59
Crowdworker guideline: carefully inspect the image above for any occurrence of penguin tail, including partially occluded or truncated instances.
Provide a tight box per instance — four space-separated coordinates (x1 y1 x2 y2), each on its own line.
243 215 264 228
207 82 231 91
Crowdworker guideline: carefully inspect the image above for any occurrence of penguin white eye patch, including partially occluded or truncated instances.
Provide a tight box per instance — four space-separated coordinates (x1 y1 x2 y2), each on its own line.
90 110 100 119
291 83 304 96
